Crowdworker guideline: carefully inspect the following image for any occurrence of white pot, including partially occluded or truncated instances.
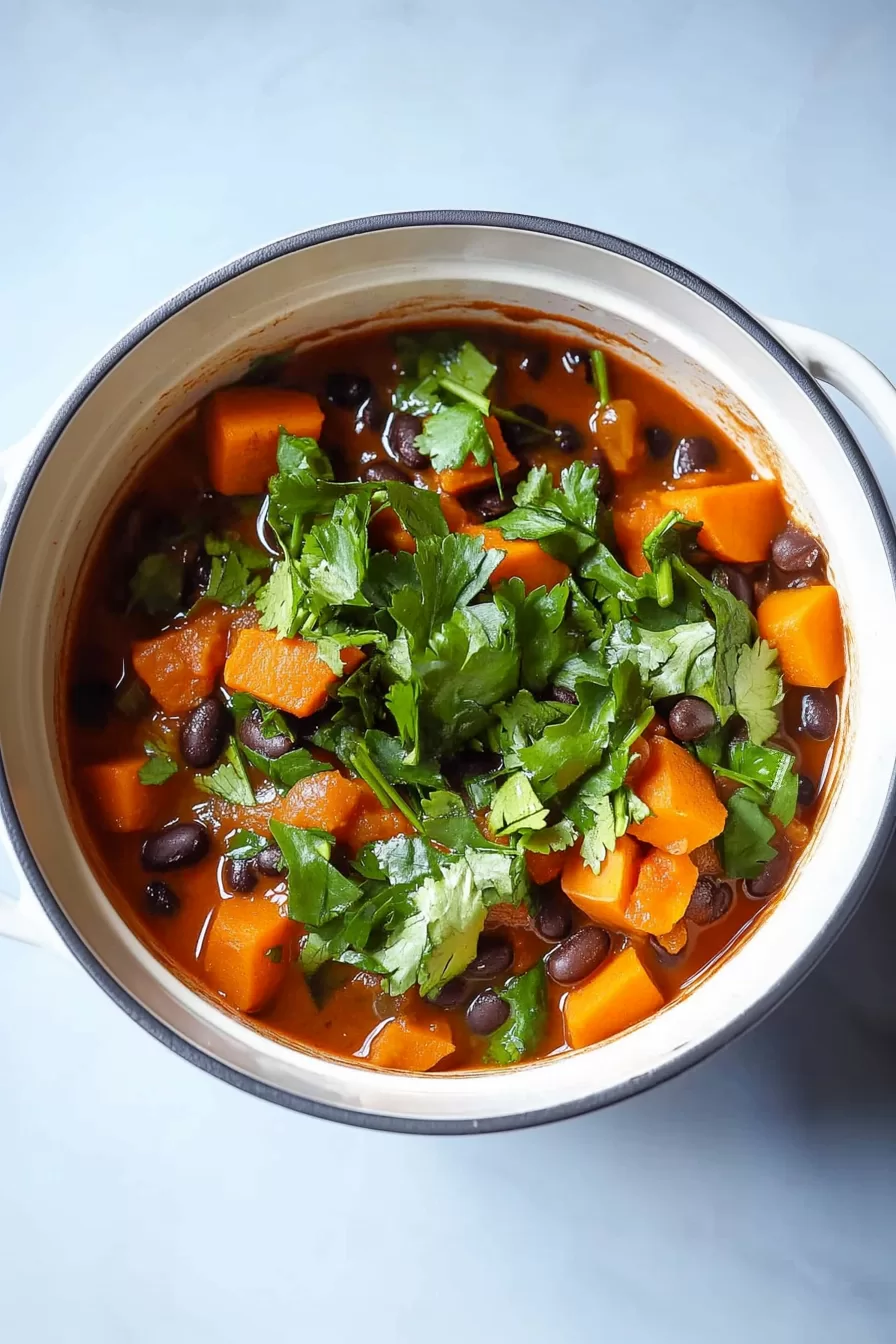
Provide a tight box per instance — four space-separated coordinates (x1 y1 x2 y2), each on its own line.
1 212 895 1133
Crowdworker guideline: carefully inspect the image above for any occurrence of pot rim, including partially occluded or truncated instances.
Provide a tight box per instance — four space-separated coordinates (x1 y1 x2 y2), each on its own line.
2 209 894 1134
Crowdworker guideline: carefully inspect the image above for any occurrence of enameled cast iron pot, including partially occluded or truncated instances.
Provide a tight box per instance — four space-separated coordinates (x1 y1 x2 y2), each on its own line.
2 212 896 1134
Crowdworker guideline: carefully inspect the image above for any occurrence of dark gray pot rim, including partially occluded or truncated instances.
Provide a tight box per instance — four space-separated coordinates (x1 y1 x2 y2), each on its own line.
2 210 894 1135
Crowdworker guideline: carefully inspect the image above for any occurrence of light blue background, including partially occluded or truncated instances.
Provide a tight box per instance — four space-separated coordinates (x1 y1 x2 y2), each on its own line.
2 2 895 1340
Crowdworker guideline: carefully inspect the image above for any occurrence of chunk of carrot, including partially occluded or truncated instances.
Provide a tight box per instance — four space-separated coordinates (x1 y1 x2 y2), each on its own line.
626 848 699 935
561 834 642 933
437 417 519 495
596 399 644 476
205 387 324 495
757 585 845 687
271 770 370 842
563 946 664 1048
345 803 416 851
367 1017 455 1072
459 523 570 592
525 849 566 886
630 736 727 854
223 627 365 717
81 757 159 832
614 479 787 575
132 604 232 714
203 896 295 1013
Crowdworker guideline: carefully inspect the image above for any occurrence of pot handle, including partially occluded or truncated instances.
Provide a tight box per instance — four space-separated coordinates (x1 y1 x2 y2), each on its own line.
0 426 68 954
763 317 896 450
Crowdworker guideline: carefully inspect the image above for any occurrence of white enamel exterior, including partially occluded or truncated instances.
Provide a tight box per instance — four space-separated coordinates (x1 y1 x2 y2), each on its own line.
1 220 895 1129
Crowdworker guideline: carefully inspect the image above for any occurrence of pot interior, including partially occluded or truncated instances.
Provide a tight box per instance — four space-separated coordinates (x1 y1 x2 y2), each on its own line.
1 220 893 1128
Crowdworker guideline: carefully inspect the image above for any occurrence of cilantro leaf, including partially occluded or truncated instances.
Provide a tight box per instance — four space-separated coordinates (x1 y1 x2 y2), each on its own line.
138 738 178 785
483 963 548 1065
203 535 271 608
241 744 331 794
580 794 617 872
414 404 494 472
378 481 448 541
734 638 784 745
302 494 372 609
225 829 268 860
421 791 511 855
489 772 549 836
727 740 798 826
352 835 440 886
522 817 578 854
195 737 255 806
128 553 184 616
256 552 304 638
270 820 363 925
393 335 496 415
721 788 777 878
496 463 601 564
493 690 569 769
519 681 614 796
495 578 575 691
391 533 505 652
276 432 333 480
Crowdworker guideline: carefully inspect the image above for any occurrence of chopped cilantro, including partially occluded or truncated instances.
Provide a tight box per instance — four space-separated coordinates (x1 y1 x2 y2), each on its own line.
721 788 778 878
138 738 178 786
489 773 549 836
225 829 268 860
734 638 784 745
128 553 184 616
484 963 548 1066
414 403 494 472
195 737 255 806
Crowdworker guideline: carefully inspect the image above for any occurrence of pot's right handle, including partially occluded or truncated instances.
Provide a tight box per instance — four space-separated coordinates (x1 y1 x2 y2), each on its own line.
763 318 896 451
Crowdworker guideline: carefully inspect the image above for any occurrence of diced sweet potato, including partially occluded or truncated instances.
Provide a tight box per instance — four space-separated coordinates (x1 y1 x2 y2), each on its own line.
203 896 295 1013
205 387 324 495
525 849 566 886
271 770 369 842
757 585 845 687
625 848 699 935
345 804 416 851
132 604 231 714
367 1017 455 1071
81 757 159 832
369 491 471 555
596 399 644 476
614 479 787 575
223 627 365 717
630 737 727 854
459 524 570 592
563 946 664 1048
437 418 518 495
561 835 641 933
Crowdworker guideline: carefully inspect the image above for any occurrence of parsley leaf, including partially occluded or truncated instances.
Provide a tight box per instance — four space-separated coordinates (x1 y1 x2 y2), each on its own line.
734 638 784 745
414 403 494 472
195 737 256 806
483 963 548 1065
138 738 178 785
721 788 777 878
128 553 184 616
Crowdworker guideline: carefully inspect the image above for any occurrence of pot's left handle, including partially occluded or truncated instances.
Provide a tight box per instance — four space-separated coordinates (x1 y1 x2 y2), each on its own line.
0 425 68 954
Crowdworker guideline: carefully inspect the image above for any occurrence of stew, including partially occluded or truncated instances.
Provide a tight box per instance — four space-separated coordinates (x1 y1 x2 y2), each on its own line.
63 320 845 1071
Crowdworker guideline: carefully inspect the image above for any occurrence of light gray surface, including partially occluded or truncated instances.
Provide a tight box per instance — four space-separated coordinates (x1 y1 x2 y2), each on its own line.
1 2 895 1340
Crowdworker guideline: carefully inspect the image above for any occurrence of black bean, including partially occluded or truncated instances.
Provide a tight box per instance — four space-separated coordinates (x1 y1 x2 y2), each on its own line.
753 565 773 608
553 421 582 454
800 689 838 741
141 822 209 872
431 977 473 1010
546 925 611 984
561 347 588 374
466 934 514 980
771 525 822 573
534 892 574 943
70 679 114 730
387 412 427 469
668 697 717 743
224 857 258 893
712 564 754 609
685 875 733 926
519 348 549 381
784 573 822 590
549 685 578 705
145 881 180 916
325 372 372 409
466 989 510 1036
237 707 296 759
672 435 718 478
443 750 501 794
359 395 385 432
473 489 513 520
745 839 791 898
364 460 409 484
180 697 231 768
797 774 817 807
501 404 549 453
256 844 285 876
645 425 674 459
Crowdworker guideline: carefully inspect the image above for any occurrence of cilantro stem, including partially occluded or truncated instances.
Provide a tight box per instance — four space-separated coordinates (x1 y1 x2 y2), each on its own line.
621 707 655 751
613 789 628 835
590 350 611 408
349 746 422 834
656 557 675 608
437 376 491 417
492 455 504 499
492 405 554 439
